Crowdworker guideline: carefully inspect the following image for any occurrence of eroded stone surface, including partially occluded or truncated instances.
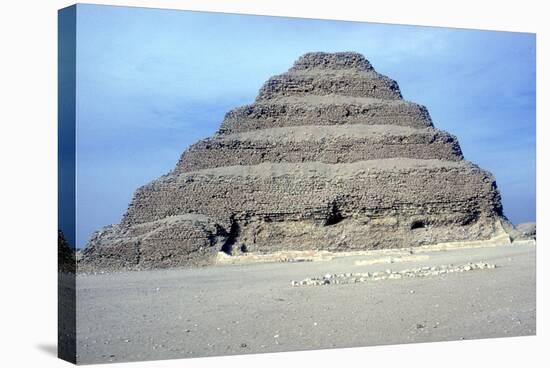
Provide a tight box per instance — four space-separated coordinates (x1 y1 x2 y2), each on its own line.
176 126 462 173
121 159 502 255
516 222 536 239
218 97 433 134
79 215 228 272
289 52 375 72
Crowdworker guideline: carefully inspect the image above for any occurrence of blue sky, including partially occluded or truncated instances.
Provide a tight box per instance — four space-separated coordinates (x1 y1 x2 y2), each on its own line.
74 4 535 247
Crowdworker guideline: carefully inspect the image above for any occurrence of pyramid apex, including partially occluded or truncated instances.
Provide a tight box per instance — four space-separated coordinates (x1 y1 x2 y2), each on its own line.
290 52 374 72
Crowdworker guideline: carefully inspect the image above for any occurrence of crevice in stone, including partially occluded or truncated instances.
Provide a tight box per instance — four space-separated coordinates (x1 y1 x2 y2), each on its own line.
135 240 142 265
221 217 240 255
325 201 344 226
410 220 427 230
460 212 480 226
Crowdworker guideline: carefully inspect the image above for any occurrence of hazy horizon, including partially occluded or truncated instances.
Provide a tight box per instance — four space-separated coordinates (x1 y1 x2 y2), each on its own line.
72 4 535 248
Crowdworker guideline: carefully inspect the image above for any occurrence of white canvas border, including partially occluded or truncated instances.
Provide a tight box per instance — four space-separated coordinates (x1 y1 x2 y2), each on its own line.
0 1 546 367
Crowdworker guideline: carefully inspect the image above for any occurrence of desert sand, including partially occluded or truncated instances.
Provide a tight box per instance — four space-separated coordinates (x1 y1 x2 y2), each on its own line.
75 241 535 364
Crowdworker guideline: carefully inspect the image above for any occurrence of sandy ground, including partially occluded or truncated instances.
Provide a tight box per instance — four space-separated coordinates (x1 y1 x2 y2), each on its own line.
75 242 535 364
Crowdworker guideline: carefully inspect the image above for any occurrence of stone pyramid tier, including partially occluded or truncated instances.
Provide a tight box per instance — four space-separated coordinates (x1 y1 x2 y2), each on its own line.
175 125 463 173
256 52 402 101
218 96 433 135
80 52 508 271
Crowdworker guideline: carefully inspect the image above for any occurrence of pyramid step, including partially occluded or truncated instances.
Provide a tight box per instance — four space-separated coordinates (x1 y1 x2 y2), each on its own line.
122 159 503 239
289 52 375 72
256 70 402 101
175 125 463 173
219 96 432 134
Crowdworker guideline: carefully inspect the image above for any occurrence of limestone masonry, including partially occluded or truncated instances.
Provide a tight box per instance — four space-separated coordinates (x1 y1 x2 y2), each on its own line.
80 52 510 271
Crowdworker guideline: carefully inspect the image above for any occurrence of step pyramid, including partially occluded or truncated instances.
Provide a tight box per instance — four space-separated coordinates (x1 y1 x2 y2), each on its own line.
80 52 507 271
